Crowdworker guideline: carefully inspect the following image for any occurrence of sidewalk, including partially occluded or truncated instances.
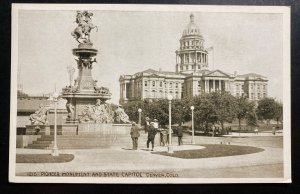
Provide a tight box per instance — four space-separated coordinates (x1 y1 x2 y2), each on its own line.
224 130 283 137
15 141 283 177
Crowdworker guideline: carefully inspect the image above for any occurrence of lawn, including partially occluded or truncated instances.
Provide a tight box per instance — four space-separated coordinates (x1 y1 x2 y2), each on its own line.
16 154 74 163
153 144 264 159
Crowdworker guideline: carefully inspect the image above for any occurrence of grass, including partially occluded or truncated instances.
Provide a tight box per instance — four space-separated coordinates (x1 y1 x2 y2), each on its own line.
16 154 74 163
153 144 264 159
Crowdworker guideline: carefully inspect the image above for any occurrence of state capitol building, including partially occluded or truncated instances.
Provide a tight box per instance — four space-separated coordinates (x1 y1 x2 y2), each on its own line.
119 14 268 104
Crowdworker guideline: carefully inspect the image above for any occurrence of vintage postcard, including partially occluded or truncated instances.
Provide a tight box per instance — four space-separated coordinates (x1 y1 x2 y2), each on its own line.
10 4 291 183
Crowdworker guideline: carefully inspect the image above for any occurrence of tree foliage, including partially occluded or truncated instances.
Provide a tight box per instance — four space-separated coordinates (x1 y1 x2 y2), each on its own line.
235 96 255 130
122 94 283 130
256 97 280 125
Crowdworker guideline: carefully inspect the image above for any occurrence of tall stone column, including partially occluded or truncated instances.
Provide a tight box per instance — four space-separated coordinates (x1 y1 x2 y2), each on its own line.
124 83 127 99
219 80 222 91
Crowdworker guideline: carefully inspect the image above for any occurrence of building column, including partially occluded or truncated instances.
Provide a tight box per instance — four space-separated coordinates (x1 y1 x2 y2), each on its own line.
124 83 127 99
132 80 135 99
205 79 208 93
219 80 222 91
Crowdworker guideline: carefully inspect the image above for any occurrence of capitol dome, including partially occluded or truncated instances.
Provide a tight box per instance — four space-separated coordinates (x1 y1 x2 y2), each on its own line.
182 13 202 37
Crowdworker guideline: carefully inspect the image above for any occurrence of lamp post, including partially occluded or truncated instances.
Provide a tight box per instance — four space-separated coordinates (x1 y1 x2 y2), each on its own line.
138 108 142 127
191 106 195 144
51 92 59 156
167 94 173 153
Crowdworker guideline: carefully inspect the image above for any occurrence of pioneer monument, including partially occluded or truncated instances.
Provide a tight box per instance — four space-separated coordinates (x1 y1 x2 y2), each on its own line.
62 10 113 123
21 11 131 149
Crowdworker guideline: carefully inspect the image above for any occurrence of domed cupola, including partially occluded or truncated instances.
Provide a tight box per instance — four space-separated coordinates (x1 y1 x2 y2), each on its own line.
175 13 209 73
182 14 202 37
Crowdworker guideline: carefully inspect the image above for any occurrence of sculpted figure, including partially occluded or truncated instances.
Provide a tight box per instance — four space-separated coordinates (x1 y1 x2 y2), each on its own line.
29 104 49 125
71 10 98 44
79 104 93 123
66 100 75 120
114 105 130 124
75 57 96 69
94 86 110 94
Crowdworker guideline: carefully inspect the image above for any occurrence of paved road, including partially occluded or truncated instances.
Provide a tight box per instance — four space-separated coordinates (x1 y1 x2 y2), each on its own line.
15 136 284 179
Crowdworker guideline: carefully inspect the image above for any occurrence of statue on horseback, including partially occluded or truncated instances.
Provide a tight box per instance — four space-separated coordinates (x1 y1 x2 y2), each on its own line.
71 11 98 45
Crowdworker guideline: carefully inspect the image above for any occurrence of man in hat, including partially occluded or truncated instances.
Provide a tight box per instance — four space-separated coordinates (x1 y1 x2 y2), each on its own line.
130 122 140 150
147 122 157 151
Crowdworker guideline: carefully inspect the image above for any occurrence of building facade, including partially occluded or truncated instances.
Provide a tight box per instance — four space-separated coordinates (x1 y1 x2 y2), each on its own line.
119 14 268 104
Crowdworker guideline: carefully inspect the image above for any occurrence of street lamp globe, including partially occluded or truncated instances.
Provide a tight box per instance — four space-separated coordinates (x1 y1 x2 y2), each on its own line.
191 106 194 110
138 108 142 113
53 92 60 101
167 94 173 101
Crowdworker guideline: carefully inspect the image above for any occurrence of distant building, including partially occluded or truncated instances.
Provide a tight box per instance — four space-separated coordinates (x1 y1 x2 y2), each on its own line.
119 14 268 104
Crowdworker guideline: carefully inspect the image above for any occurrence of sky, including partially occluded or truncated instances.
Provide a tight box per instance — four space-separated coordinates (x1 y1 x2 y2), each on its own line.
17 10 283 103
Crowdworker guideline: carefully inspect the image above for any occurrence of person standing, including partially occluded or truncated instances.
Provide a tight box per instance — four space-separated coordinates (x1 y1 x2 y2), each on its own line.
272 126 276 135
144 117 150 134
147 122 157 151
130 122 140 150
177 123 183 146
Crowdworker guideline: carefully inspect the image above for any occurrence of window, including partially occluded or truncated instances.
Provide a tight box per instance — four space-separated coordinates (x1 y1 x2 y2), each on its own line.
176 83 178 88
263 85 266 90
144 81 147 87
236 85 239 90
198 81 201 87
160 82 163 87
257 93 261 99
186 55 189 63
170 83 173 88
159 90 163 97
180 66 183 70
242 85 244 90
151 90 156 98
251 93 254 99
257 84 260 90
186 66 188 70
263 93 267 98
198 65 200 69
152 81 155 87
251 84 253 90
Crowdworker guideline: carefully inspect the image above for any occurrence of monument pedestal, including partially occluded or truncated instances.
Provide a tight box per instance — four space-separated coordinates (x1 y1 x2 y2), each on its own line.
62 46 112 123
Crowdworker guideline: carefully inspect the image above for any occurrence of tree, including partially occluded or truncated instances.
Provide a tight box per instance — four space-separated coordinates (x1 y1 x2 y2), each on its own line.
210 92 237 130
122 100 146 123
235 95 255 130
192 94 216 131
256 98 277 126
273 101 283 125
246 111 258 129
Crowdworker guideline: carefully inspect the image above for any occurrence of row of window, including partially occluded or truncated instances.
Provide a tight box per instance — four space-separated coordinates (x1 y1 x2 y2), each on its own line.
179 54 207 64
180 39 203 48
250 84 267 90
180 64 205 71
144 90 181 98
144 81 181 89
236 84 267 91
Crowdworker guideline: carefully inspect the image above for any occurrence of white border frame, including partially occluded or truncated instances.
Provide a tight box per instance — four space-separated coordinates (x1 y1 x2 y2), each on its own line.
10 4 291 183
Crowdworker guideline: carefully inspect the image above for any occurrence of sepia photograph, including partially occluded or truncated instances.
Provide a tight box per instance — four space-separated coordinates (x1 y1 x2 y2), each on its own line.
10 4 291 183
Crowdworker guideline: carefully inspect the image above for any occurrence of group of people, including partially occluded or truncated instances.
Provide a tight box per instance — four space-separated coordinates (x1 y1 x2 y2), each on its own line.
130 118 184 151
